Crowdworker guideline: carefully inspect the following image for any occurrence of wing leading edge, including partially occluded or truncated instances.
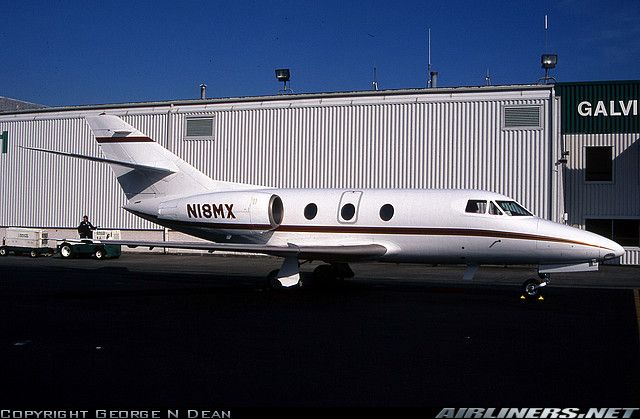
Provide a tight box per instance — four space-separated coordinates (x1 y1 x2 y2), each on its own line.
97 240 388 262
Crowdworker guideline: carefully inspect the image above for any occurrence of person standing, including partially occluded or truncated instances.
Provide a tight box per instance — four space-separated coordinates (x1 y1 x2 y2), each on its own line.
77 215 96 239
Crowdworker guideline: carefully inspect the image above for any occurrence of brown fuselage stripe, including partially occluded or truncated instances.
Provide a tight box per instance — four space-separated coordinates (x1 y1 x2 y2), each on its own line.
285 225 609 250
152 216 612 251
125 210 611 251
96 136 154 143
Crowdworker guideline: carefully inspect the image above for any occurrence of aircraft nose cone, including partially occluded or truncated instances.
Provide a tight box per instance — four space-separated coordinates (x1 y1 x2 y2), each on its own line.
602 239 625 260
613 242 625 258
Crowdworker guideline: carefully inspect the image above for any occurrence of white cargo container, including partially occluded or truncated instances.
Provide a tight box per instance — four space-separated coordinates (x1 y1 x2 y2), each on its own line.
0 227 53 257
94 230 121 240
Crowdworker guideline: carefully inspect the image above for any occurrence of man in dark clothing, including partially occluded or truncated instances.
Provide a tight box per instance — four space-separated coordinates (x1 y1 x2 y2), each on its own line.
78 215 96 239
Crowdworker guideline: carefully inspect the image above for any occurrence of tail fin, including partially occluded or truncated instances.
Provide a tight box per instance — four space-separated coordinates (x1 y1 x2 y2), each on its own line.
85 114 250 201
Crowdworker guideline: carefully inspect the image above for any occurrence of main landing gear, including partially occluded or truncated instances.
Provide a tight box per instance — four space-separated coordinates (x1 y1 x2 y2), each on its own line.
267 262 354 289
521 273 550 301
309 263 354 288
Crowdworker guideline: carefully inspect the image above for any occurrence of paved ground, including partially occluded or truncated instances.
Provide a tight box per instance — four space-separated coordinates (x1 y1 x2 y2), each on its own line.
0 254 639 408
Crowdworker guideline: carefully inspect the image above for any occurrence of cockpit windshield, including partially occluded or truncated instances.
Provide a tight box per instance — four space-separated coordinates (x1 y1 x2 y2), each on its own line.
465 200 487 214
495 201 532 216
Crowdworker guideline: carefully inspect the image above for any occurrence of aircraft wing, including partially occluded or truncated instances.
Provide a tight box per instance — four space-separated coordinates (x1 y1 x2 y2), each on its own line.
93 240 388 261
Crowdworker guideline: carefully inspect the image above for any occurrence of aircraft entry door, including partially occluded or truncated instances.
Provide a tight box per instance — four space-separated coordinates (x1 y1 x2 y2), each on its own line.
337 191 363 224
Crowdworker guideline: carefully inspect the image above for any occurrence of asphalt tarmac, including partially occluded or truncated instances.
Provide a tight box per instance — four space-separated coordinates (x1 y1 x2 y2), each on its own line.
0 254 639 408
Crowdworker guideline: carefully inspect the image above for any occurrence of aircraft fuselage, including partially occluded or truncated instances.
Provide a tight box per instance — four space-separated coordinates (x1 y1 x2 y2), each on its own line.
125 188 623 266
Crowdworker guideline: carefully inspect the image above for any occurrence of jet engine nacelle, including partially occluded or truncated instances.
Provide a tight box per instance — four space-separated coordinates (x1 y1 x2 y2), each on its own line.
157 191 284 228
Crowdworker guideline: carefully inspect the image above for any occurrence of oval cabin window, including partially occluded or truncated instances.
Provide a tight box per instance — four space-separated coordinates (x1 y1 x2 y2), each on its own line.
341 203 356 221
379 204 394 221
304 203 318 220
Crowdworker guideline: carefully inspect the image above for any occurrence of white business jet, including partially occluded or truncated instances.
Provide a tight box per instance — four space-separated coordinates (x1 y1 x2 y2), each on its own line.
23 115 624 297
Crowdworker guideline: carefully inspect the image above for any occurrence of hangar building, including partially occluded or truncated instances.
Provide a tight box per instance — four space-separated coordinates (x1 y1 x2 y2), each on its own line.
0 81 638 263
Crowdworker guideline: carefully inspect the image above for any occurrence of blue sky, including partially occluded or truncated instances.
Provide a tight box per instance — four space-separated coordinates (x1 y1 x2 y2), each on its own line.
1 0 639 106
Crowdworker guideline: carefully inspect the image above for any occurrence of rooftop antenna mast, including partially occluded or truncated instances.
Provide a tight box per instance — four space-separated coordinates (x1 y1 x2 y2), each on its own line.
539 14 558 84
372 66 379 91
544 14 549 51
427 28 431 88
485 68 491 86
427 28 438 88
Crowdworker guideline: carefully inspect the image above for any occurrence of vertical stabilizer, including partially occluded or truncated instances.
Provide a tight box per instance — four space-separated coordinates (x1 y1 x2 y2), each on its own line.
85 114 251 201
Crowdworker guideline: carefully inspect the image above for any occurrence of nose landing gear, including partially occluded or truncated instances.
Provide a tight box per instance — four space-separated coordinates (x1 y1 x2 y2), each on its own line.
521 273 550 301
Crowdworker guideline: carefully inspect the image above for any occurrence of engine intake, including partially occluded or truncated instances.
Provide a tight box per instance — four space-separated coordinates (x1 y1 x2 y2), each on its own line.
269 194 284 227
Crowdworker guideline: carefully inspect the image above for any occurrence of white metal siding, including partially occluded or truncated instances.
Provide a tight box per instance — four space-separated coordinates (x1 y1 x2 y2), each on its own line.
564 133 640 219
619 250 640 265
170 97 552 216
0 116 168 230
0 89 553 231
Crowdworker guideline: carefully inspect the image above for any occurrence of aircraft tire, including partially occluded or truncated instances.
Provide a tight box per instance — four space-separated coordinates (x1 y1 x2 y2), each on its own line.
312 264 347 289
267 269 282 289
522 278 541 299
313 265 335 282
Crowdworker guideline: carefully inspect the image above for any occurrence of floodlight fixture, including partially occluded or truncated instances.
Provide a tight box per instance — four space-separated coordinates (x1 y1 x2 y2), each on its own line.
539 54 558 84
275 68 290 82
275 68 291 94
541 54 557 69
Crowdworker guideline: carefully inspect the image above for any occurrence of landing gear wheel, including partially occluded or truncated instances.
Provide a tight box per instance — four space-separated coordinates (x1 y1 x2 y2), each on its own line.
59 243 74 259
0 247 8 256
266 269 303 289
30 250 38 258
522 278 542 299
313 265 335 281
311 264 348 289
94 247 106 260
267 269 282 289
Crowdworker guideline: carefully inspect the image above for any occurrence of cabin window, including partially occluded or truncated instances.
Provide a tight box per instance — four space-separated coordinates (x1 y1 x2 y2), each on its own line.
489 202 503 215
341 203 356 221
495 201 532 216
304 203 318 220
585 146 613 182
379 204 394 221
465 200 487 214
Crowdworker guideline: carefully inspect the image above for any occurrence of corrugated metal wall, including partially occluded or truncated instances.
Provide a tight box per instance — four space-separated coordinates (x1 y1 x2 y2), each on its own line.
618 251 640 265
564 133 640 218
173 99 551 197
557 82 640 264
0 88 553 231
563 132 640 263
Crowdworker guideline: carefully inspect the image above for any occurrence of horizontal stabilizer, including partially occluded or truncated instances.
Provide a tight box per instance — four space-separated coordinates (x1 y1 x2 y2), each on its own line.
20 146 177 174
87 240 387 261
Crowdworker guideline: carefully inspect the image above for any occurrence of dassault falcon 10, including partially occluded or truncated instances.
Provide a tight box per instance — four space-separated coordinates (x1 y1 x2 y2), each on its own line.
23 114 625 297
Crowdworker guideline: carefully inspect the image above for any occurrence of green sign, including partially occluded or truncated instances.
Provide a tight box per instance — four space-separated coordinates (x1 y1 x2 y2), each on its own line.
556 81 640 134
1 131 7 154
